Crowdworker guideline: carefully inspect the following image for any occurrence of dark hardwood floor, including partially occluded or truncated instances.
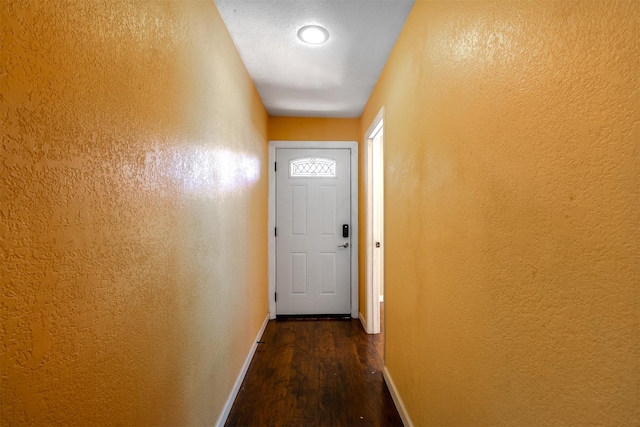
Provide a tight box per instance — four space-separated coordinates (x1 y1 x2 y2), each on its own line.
225 313 402 427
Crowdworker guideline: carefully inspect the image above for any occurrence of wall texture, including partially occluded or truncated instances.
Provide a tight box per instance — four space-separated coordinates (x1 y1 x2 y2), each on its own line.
269 116 360 141
361 1 639 425
1 1 268 425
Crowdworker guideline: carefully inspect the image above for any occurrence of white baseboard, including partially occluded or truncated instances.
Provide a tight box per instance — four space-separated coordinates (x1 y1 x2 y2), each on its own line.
358 311 368 332
383 366 414 427
215 313 270 427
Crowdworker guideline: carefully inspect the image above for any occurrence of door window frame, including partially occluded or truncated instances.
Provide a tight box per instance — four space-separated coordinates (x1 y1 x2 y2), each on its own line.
268 141 359 319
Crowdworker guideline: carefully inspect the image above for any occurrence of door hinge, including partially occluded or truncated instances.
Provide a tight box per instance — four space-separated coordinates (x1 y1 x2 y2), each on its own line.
275 292 277 302
274 162 277 172
275 227 277 236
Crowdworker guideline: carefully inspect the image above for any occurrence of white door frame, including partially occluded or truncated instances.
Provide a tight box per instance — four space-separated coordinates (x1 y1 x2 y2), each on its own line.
268 141 359 319
364 107 384 334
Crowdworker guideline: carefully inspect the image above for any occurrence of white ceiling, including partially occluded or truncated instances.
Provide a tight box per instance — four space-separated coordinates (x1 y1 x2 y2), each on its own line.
214 0 415 118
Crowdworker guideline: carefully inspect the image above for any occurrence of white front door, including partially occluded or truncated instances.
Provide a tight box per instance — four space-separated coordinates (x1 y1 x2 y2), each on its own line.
276 148 351 315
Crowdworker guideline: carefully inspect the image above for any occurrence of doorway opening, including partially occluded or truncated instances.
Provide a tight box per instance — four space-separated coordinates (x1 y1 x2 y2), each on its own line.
364 107 384 335
268 141 359 320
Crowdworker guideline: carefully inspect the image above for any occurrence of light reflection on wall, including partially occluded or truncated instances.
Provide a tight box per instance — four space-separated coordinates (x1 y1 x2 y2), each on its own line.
145 145 261 198
447 25 513 65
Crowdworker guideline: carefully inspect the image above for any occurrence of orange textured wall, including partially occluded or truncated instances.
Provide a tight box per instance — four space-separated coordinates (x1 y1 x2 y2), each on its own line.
268 116 360 141
1 1 268 425
361 1 639 425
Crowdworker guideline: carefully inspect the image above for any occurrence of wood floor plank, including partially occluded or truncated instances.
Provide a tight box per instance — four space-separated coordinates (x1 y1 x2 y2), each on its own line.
225 318 403 427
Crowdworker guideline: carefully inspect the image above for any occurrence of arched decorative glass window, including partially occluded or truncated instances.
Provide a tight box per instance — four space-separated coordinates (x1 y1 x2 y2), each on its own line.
289 157 336 178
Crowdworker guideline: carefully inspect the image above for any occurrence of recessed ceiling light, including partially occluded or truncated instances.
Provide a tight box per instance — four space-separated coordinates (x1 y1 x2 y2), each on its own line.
297 25 329 45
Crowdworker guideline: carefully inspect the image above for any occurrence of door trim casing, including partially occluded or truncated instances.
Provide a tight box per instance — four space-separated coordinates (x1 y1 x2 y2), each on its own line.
364 106 385 334
268 141 359 319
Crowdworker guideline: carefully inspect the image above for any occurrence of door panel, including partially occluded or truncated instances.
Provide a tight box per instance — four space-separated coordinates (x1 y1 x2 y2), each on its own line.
291 253 307 294
320 186 336 235
291 186 307 235
320 252 337 294
276 148 351 315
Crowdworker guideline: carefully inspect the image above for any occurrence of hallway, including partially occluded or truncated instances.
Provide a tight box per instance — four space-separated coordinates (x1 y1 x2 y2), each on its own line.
225 316 402 427
3 1 638 425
